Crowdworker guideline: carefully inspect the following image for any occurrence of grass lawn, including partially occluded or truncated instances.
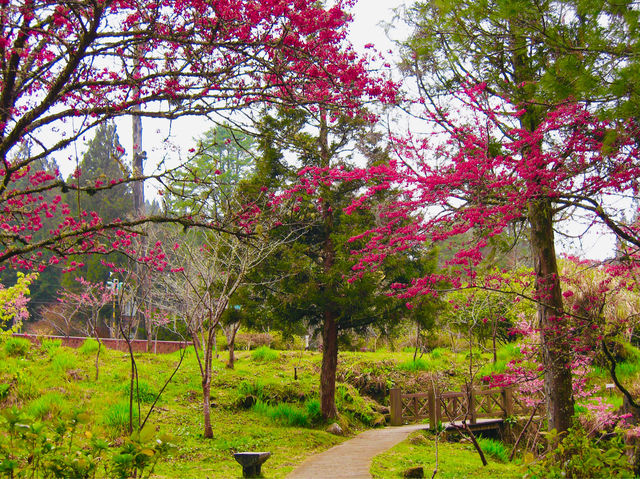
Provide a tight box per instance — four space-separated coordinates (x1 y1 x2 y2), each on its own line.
371 431 526 479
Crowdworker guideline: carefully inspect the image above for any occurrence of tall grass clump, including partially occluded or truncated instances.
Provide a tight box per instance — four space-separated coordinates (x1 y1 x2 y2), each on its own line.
236 380 266 400
51 351 77 373
497 342 522 362
79 338 100 355
615 360 640 378
103 402 138 433
478 438 509 463
251 400 314 427
40 338 61 356
398 358 436 372
27 392 66 419
430 348 445 359
122 380 157 403
5 337 31 357
251 346 278 362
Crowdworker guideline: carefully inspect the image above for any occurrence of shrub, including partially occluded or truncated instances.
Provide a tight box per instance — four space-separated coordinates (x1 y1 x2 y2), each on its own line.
0 383 10 401
103 402 138 433
27 392 66 419
527 425 632 478
5 337 31 357
478 438 509 463
79 338 100 355
235 333 273 350
251 346 278 362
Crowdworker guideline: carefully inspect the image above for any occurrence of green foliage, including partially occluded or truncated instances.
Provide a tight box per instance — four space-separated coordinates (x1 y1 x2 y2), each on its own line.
251 399 317 428
41 338 62 356
79 338 100 355
4 337 31 357
398 358 438 372
236 380 266 402
0 383 10 402
51 351 77 373
251 346 279 362
478 438 509 463
111 427 176 479
27 392 66 419
372 430 524 478
0 404 173 479
103 402 138 433
122 380 157 404
527 426 633 478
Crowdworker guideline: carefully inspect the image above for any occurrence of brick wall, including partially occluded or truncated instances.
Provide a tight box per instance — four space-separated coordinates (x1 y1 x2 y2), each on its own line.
14 334 188 354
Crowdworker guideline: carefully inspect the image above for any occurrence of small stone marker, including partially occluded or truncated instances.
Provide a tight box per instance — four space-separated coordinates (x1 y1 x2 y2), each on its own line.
233 452 271 478
326 423 343 436
403 466 424 478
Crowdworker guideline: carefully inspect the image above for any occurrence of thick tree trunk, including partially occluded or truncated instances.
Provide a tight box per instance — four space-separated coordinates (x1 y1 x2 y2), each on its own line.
318 108 339 420
528 198 574 434
320 310 338 419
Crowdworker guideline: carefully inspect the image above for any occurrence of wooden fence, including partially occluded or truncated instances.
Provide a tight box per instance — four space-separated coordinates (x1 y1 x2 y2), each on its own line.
390 386 533 427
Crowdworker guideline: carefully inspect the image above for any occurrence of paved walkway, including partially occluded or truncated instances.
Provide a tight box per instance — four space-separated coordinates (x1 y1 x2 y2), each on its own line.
286 424 427 479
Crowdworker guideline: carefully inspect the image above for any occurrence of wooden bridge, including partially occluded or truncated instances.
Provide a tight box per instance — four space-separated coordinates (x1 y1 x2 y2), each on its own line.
389 386 535 431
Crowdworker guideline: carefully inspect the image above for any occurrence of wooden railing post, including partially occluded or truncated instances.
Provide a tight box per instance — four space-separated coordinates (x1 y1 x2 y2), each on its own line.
502 387 514 418
428 388 436 430
390 388 403 426
466 385 476 425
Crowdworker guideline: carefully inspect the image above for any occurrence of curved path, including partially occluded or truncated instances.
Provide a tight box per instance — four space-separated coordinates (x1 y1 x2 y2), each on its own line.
286 424 427 479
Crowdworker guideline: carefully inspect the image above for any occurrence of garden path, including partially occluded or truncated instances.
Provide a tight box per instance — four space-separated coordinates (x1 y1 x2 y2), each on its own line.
285 424 427 479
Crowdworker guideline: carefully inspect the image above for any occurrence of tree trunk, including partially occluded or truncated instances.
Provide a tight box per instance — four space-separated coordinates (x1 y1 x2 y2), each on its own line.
202 332 214 439
227 339 235 369
528 198 574 434
318 107 338 420
320 310 338 419
202 378 213 439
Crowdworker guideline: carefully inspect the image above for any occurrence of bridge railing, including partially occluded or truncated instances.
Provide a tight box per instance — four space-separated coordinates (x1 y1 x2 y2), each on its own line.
390 386 531 427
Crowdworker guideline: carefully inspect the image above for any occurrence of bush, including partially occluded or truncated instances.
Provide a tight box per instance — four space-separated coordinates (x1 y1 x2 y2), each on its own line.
527 425 632 478
478 437 509 463
235 333 273 350
5 337 31 357
79 338 100 355
251 346 278 362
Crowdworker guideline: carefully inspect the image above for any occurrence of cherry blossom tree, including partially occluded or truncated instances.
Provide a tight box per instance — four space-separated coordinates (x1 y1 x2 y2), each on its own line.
0 0 394 272
54 277 113 379
152 216 297 438
303 87 640 432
